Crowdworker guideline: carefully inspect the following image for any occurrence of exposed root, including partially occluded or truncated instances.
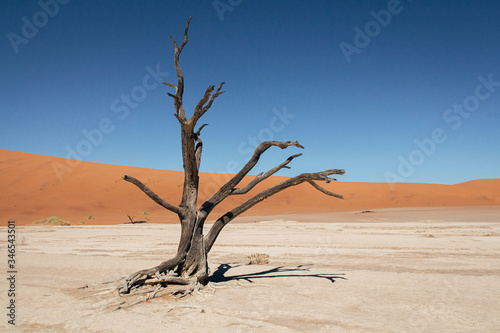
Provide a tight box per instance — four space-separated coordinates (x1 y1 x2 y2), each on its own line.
92 287 119 296
102 300 126 311
206 282 217 293
170 278 203 299
113 282 199 310
126 286 166 297
167 305 201 313
92 264 209 311
115 286 165 310
119 268 155 294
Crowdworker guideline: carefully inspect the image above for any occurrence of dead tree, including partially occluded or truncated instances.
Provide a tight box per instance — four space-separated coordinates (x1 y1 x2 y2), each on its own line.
117 17 344 306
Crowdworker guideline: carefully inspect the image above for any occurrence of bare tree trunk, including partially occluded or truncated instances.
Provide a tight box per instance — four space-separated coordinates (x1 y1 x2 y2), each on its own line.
113 17 345 309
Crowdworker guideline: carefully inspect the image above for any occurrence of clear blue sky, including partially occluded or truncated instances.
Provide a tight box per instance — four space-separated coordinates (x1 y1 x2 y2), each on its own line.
1 0 499 184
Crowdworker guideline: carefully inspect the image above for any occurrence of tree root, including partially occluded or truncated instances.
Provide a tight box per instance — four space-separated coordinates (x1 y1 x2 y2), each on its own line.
109 279 205 311
167 305 201 313
97 265 208 311
115 286 165 310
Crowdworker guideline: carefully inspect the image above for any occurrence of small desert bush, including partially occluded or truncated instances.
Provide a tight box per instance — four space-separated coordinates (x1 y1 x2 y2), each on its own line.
247 253 270 265
31 216 75 226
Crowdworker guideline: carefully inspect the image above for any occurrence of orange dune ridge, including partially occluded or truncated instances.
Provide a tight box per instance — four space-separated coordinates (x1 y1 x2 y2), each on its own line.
1 149 499 226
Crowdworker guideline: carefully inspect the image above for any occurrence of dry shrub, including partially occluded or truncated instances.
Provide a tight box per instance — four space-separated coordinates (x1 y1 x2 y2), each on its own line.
31 216 74 226
248 253 270 265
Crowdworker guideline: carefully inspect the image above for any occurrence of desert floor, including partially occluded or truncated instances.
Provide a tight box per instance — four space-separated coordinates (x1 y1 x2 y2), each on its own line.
1 207 499 332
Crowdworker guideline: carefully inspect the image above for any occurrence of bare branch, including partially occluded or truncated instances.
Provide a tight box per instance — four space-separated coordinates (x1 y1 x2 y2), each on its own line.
204 168 345 252
162 82 177 89
201 82 225 114
123 175 181 216
308 181 344 199
166 19 223 127
195 124 208 136
173 113 184 125
194 124 208 170
198 141 304 215
167 92 179 105
168 17 192 121
232 153 303 195
191 82 225 126
169 35 178 49
192 85 214 119
180 16 191 51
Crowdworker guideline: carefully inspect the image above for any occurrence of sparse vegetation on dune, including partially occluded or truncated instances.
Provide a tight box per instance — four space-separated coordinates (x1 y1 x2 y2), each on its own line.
31 216 76 226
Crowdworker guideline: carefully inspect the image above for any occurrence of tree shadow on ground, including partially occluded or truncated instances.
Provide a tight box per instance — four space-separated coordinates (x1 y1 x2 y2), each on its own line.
209 263 346 284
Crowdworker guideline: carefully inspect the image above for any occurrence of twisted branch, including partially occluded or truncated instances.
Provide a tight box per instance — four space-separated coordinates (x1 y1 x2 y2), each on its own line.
308 180 344 199
122 175 181 215
164 16 191 121
194 124 208 170
198 141 304 217
232 153 302 195
191 82 225 126
205 168 345 252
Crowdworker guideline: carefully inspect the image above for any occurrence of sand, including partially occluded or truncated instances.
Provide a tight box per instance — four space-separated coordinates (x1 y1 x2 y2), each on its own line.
1 150 499 331
1 149 499 226
1 208 499 332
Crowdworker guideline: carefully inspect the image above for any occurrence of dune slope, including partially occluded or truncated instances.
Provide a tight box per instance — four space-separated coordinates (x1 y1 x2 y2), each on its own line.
1 149 499 225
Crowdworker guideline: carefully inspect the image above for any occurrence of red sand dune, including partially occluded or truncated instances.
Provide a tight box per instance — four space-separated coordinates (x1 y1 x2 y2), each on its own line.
1 149 499 226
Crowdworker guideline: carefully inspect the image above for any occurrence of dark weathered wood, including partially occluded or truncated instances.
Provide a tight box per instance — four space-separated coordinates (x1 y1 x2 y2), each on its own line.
116 17 345 309
192 82 225 125
232 153 303 195
167 16 191 119
194 124 208 170
204 169 345 252
198 141 305 216
308 180 344 199
122 175 181 216
125 215 147 224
